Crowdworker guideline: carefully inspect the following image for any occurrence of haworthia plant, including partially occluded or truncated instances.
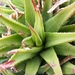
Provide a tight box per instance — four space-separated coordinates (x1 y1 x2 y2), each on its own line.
0 0 75 75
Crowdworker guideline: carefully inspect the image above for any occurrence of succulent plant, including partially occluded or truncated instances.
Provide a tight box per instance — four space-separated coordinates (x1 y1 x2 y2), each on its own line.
0 0 75 75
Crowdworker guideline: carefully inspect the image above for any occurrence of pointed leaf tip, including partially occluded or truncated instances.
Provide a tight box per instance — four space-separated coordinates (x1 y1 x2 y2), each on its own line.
0 60 15 69
32 0 39 11
32 0 36 8
26 21 35 34
27 22 42 46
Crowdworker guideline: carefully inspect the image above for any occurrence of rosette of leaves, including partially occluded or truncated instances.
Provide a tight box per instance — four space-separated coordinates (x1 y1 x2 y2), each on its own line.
0 0 75 75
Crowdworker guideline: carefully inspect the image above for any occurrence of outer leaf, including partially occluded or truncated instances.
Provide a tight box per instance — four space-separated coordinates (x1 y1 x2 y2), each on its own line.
9 46 43 66
0 15 30 37
42 0 53 22
24 0 35 27
62 62 75 74
8 46 43 54
59 24 75 32
9 53 35 66
0 46 16 57
40 47 63 75
45 32 75 48
0 34 22 47
25 56 41 75
45 2 75 32
54 43 75 56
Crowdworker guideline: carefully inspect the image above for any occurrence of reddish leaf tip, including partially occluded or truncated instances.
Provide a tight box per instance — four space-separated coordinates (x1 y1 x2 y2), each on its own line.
32 0 39 11
0 60 15 69
26 21 35 34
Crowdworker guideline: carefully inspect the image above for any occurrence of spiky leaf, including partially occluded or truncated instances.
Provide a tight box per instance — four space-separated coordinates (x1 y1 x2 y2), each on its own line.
0 15 30 37
45 32 75 48
45 2 75 32
25 56 41 75
40 47 63 75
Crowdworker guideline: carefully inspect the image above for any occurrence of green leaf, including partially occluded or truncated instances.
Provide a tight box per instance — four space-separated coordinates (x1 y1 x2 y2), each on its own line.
24 0 35 27
70 0 75 4
54 43 75 56
42 0 53 22
45 2 75 32
0 6 13 14
45 32 75 48
22 36 35 48
0 46 16 57
59 24 75 32
15 61 25 72
46 67 54 75
27 23 42 46
0 25 7 34
11 0 24 11
9 53 35 66
34 9 45 41
62 62 75 74
0 15 30 37
9 46 43 66
8 46 43 54
25 56 41 75
0 34 22 47
0 57 8 64
40 47 63 75
38 64 50 74
17 14 25 25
